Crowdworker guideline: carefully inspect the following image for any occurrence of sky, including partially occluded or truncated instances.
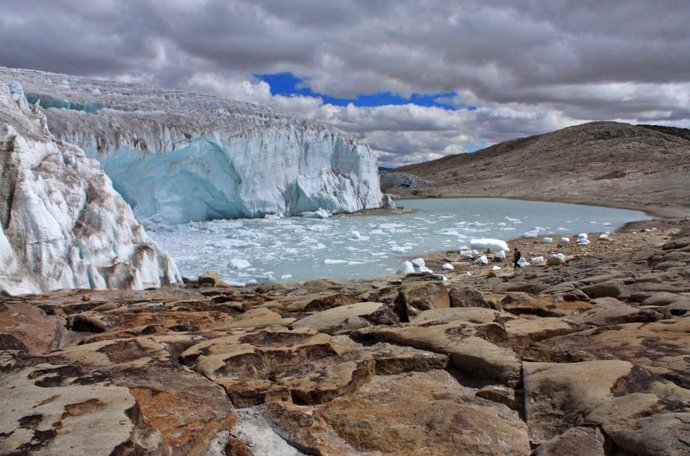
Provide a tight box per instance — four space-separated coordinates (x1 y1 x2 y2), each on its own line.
2 1 690 167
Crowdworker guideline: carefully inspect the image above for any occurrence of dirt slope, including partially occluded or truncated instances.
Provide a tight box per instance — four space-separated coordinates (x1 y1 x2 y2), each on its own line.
387 121 690 217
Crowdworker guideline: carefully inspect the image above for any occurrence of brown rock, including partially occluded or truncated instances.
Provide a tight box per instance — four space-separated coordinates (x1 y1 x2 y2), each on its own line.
0 363 166 456
400 281 450 310
0 302 67 353
353 317 521 386
476 385 520 410
330 336 449 375
532 318 690 388
523 360 634 443
531 426 606 456
51 335 238 455
524 360 690 452
449 286 492 308
580 281 622 299
317 370 531 455
572 297 669 326
291 302 394 335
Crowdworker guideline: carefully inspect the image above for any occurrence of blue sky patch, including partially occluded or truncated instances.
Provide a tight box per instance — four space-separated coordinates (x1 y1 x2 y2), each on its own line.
255 72 468 111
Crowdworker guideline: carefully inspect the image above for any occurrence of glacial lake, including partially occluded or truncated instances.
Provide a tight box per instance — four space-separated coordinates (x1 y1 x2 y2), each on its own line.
148 198 650 285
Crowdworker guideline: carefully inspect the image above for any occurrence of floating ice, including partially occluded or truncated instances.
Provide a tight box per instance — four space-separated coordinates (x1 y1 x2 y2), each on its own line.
470 238 509 252
350 230 370 240
411 258 426 268
324 259 348 265
522 229 540 238
229 259 251 270
301 208 331 219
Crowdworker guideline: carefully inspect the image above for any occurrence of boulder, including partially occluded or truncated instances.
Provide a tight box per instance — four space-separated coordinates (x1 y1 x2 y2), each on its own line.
0 302 66 353
399 281 450 310
580 281 622 299
449 286 492 308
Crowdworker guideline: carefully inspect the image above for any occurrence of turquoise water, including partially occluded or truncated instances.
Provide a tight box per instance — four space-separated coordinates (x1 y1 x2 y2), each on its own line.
149 198 649 285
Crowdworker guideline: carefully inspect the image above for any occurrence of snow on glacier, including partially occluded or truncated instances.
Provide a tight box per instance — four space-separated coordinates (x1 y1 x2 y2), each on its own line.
0 81 181 295
2 67 382 225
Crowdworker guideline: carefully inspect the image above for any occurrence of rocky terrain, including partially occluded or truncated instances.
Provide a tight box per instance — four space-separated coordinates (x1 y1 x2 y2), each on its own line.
1 217 689 455
385 121 690 218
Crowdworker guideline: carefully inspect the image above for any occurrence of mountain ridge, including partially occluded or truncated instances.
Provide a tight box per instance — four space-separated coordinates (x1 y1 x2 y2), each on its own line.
388 121 690 217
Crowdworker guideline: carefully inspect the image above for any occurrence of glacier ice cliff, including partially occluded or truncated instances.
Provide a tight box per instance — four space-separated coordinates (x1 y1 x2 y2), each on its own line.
2 67 383 225
0 80 181 295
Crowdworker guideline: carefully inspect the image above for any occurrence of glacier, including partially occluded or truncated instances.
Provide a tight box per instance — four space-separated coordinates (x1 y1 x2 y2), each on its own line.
0 80 181 295
1 67 383 225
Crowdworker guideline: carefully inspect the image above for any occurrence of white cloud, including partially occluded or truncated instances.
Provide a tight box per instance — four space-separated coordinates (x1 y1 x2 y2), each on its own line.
2 0 690 166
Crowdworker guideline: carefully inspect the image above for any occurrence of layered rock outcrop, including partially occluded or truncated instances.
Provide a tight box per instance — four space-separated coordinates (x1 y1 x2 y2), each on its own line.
1 219 689 454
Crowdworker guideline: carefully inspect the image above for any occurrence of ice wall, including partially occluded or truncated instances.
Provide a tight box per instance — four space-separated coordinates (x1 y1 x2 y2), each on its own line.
3 67 382 225
0 81 181 295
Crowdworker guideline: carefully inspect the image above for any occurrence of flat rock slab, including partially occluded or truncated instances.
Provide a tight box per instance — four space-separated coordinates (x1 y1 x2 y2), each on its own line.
0 362 156 455
317 370 531 456
524 360 690 454
181 327 390 406
42 335 237 455
353 318 521 386
532 318 690 388
571 297 669 326
330 336 449 375
290 302 393 334
410 307 506 326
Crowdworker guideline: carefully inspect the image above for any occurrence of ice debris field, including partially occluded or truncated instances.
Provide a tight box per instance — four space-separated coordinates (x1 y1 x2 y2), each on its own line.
149 198 648 285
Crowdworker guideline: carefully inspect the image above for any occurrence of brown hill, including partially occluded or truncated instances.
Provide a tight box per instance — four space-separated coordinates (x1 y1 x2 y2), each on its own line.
387 121 690 217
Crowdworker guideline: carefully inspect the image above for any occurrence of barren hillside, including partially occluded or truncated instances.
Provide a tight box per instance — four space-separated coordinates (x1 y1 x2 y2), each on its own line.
387 121 690 217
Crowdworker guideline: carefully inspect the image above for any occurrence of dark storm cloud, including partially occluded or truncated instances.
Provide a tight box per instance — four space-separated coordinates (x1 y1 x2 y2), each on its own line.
2 0 690 165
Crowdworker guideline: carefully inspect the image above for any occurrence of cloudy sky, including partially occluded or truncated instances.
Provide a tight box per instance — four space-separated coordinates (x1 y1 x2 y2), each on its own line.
2 0 690 167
